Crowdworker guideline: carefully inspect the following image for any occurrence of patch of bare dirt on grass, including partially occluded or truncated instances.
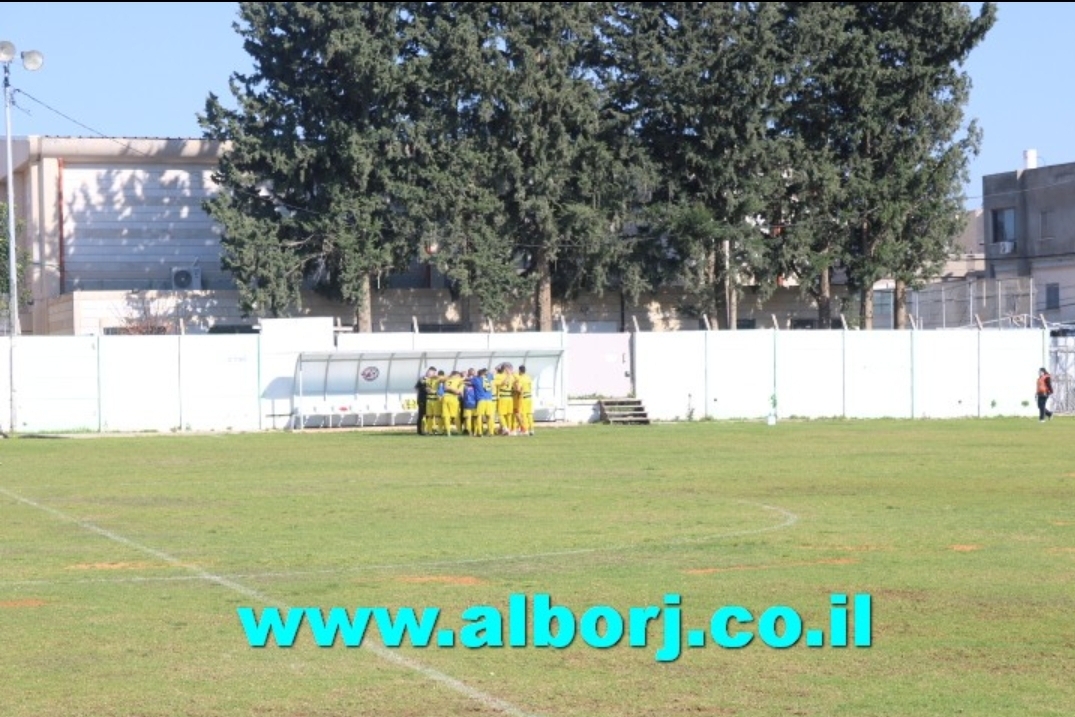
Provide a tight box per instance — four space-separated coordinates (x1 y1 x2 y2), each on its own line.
65 561 157 571
397 575 485 586
0 599 47 608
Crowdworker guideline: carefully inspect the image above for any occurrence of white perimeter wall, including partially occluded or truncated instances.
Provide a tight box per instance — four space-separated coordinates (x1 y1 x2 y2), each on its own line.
0 326 1051 433
634 329 1048 421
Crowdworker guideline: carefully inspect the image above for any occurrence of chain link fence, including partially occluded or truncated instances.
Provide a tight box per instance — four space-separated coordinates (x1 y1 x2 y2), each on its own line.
910 278 1035 330
1049 338 1075 415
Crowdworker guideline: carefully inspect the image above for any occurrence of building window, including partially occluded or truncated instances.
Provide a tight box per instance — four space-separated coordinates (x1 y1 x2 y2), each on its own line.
1046 283 1060 311
992 208 1016 243
790 318 816 329
736 318 757 330
1041 211 1054 240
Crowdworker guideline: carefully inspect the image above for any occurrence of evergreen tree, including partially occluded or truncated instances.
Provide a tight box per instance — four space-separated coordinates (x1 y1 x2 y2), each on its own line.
200 3 424 329
607 2 789 328
471 2 634 331
402 3 529 326
778 2 995 328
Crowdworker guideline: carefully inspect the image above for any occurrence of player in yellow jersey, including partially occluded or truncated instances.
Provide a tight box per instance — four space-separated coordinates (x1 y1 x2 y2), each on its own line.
513 365 535 436
423 369 442 435
441 370 465 435
493 363 515 435
429 370 446 434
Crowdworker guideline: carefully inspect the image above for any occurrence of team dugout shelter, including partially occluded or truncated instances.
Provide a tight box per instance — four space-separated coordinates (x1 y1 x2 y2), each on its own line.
290 348 567 429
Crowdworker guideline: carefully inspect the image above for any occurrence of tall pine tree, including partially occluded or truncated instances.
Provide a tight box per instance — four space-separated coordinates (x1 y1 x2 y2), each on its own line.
778 2 994 328
200 3 424 329
607 2 789 328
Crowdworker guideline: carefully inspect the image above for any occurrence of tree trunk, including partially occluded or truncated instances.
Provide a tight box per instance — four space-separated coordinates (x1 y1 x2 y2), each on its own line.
723 239 737 330
535 247 553 332
860 286 874 330
460 293 472 332
354 273 373 333
894 279 908 329
817 267 832 328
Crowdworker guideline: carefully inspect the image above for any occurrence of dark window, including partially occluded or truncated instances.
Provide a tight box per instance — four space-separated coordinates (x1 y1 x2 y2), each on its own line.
992 208 1016 243
1046 283 1060 311
1041 210 1054 240
790 318 816 330
736 318 757 330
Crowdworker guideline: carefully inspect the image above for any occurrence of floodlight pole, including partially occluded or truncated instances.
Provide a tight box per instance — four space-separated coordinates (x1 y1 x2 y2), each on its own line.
4 61 17 436
4 67 19 340
2 42 44 436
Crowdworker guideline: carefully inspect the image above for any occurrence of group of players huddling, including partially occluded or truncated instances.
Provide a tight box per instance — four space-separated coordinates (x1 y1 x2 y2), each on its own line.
415 363 534 436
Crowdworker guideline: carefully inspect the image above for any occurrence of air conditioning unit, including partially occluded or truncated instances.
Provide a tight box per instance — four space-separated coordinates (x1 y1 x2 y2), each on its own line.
997 241 1015 255
171 266 203 290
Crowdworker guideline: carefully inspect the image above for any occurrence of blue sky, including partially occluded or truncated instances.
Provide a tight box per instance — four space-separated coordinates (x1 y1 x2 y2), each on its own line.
3 2 1071 208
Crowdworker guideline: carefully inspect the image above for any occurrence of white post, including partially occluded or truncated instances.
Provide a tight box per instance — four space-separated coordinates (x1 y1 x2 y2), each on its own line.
998 280 1003 329
1029 278 1035 327
969 280 974 328
941 285 946 329
5 65 19 435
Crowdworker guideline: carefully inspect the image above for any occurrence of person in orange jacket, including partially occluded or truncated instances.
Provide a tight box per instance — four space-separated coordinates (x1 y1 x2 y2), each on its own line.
1036 367 1054 422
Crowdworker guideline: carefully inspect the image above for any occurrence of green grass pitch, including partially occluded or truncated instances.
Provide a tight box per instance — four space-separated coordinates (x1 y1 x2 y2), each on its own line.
2 419 1073 716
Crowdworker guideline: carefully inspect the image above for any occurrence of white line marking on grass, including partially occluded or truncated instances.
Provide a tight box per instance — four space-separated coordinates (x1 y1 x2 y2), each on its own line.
1 501 799 587
0 486 541 717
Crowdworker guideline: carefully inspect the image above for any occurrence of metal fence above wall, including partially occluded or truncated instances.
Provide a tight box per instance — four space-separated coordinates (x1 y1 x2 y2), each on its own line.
910 277 1034 330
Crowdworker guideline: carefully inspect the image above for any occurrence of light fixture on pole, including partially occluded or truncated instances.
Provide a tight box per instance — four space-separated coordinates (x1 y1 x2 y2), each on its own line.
2 40 44 436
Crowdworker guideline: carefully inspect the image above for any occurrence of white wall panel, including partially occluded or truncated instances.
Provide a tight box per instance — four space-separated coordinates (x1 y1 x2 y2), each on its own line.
9 337 99 432
98 336 182 432
774 332 845 418
178 336 261 431
258 318 336 429
844 332 913 418
413 334 491 351
978 330 1046 417
0 338 8 432
634 332 705 420
911 332 980 418
336 333 417 352
707 331 777 419
488 332 566 351
566 333 633 398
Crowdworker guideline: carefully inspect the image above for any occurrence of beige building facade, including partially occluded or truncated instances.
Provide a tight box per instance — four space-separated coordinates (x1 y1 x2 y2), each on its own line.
983 154 1075 326
4 135 984 335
